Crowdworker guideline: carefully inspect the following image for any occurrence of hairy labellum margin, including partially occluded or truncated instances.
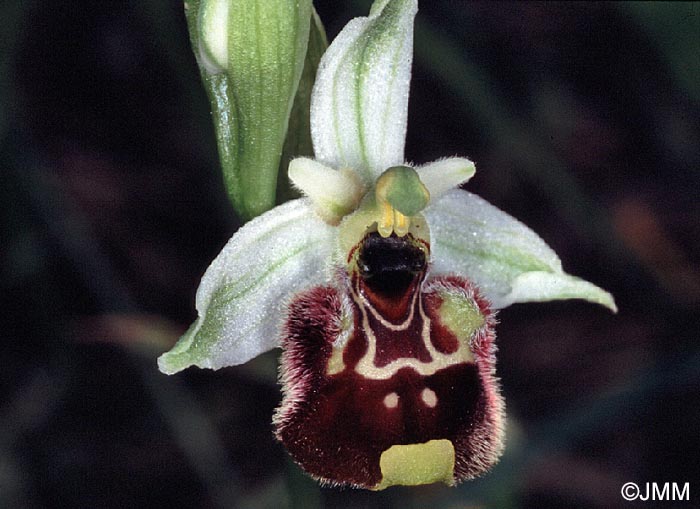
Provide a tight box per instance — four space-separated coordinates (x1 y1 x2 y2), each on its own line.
274 232 505 489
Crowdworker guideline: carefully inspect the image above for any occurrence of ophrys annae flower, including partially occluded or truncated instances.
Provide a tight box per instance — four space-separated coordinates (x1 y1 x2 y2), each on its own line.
159 0 616 490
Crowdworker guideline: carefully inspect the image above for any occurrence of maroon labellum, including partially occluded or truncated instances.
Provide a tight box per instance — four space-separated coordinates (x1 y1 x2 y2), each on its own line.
274 232 505 489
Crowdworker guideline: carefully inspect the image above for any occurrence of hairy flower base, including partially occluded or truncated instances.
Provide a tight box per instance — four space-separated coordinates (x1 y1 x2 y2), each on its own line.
274 266 504 489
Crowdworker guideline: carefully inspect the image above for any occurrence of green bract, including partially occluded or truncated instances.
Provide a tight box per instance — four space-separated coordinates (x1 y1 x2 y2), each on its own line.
159 0 616 375
188 0 315 220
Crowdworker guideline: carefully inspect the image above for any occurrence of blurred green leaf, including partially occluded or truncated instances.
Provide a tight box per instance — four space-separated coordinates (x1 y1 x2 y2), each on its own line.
0 1 27 139
622 2 700 103
285 456 321 509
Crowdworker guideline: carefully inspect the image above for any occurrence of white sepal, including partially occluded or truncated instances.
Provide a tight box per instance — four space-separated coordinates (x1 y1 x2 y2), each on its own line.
424 189 617 311
310 0 417 182
158 199 335 374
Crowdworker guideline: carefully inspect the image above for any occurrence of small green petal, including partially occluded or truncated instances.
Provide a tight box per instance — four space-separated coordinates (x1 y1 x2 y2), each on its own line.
416 157 476 200
288 157 365 224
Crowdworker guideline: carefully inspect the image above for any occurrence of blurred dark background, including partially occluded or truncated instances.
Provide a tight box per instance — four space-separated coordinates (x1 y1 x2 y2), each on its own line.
2 1 699 508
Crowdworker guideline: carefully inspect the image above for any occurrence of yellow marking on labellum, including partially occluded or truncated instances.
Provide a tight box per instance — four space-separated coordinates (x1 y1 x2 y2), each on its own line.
373 439 455 490
351 278 477 380
326 346 345 375
438 291 485 345
421 388 437 408
326 292 354 376
383 392 399 409
358 282 418 331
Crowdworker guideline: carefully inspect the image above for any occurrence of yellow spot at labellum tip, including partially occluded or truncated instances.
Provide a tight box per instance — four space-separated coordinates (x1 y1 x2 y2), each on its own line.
374 439 456 490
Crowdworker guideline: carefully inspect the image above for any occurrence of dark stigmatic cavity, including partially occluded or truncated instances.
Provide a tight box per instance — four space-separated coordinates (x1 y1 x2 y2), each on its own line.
358 232 426 297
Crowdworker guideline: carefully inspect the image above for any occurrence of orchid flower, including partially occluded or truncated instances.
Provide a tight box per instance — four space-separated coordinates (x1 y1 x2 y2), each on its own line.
159 0 616 490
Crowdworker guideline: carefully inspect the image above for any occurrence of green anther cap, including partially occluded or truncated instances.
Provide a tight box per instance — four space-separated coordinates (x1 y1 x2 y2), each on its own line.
376 166 430 216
